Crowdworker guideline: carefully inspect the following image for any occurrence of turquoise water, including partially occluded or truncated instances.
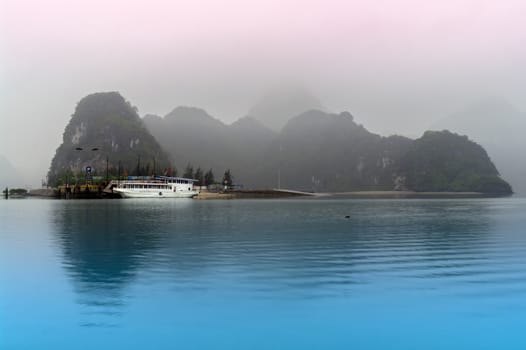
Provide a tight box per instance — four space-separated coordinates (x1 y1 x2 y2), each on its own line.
1 197 526 349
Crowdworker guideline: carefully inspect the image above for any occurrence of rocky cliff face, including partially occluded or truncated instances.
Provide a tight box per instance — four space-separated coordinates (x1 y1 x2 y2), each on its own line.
432 98 526 194
252 110 415 191
48 92 170 185
398 130 512 193
145 106 511 193
143 108 277 182
255 112 511 193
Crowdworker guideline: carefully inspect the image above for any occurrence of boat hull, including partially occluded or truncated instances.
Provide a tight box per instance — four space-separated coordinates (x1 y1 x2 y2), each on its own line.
112 176 199 198
114 189 198 198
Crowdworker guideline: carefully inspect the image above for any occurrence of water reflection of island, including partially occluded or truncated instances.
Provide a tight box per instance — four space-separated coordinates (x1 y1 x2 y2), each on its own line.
52 200 169 324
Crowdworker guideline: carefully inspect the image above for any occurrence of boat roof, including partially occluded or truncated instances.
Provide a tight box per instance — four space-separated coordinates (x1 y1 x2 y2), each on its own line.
125 175 198 182
156 176 198 182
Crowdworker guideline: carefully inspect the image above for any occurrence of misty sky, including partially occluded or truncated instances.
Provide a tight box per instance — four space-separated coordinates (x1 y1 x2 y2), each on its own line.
1 0 526 185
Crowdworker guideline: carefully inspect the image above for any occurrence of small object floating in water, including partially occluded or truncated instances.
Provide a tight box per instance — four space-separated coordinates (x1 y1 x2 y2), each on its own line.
345 215 350 219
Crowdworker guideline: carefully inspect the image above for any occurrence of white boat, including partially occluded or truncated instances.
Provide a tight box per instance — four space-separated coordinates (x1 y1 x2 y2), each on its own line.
113 176 199 198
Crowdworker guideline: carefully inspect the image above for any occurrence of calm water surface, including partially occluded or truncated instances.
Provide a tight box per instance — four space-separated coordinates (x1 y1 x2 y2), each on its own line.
1 197 526 349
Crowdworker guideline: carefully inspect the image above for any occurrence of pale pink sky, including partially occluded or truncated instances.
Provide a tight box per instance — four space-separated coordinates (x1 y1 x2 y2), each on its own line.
1 0 526 184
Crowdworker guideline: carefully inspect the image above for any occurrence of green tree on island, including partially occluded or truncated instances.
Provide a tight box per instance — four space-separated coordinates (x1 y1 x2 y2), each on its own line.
204 169 215 186
223 169 233 188
9 188 28 195
183 164 194 179
194 167 204 186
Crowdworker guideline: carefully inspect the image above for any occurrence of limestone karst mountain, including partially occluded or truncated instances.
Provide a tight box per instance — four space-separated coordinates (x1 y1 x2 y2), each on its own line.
48 92 170 185
433 97 526 193
145 106 511 193
47 92 512 193
143 107 276 184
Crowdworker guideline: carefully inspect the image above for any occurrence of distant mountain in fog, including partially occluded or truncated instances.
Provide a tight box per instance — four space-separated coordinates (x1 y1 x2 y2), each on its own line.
253 111 509 193
433 98 526 193
247 88 324 131
145 106 511 194
252 110 413 191
0 155 23 188
143 107 276 180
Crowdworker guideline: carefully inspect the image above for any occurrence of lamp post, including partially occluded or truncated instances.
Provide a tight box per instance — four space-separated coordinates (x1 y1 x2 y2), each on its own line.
118 160 121 185
106 156 109 184
276 144 282 189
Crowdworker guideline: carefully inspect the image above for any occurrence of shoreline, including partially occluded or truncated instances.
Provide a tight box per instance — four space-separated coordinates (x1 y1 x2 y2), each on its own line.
195 189 315 199
318 191 485 197
315 191 516 198
20 188 513 200
195 189 512 199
